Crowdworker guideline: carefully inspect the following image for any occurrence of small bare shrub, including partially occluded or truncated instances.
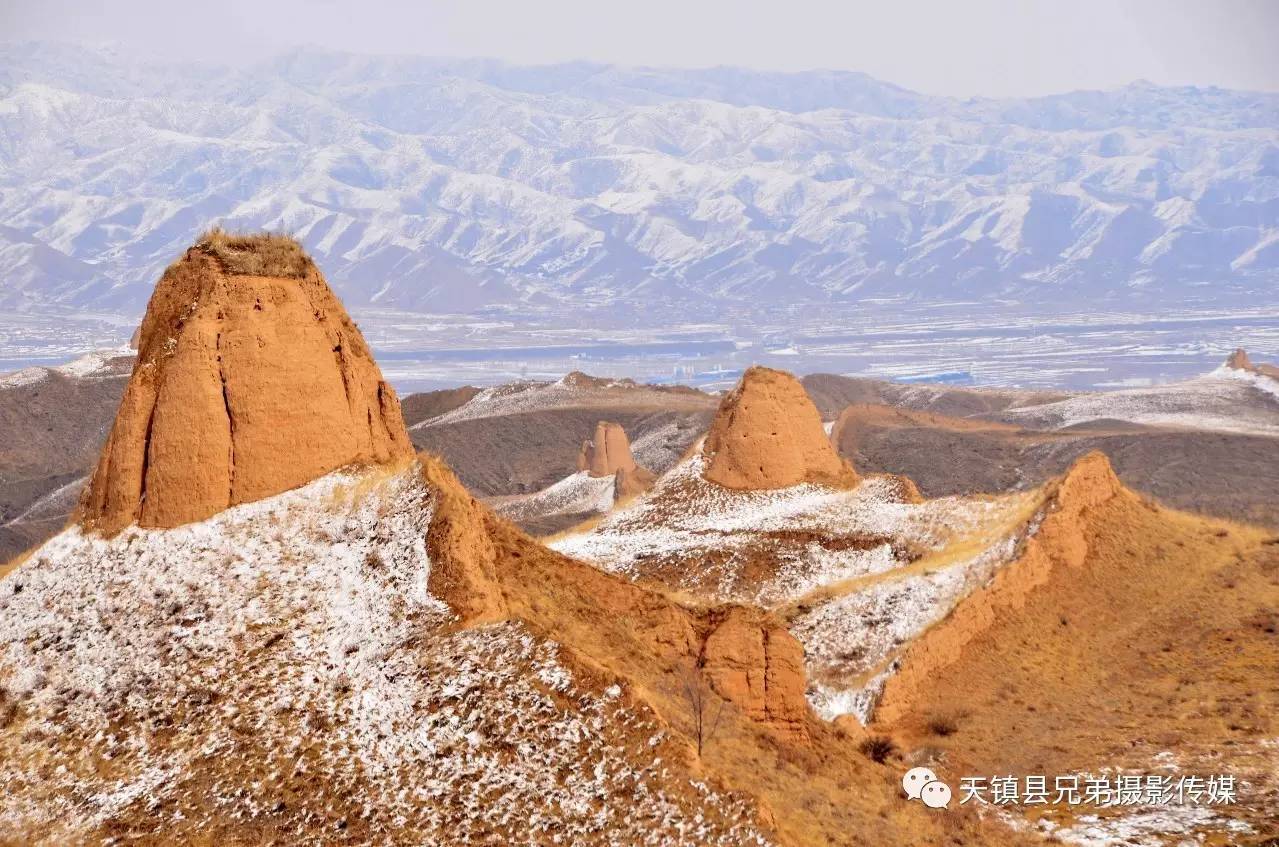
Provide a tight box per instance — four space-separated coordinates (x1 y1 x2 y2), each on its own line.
669 665 728 758
927 715 959 737
859 735 896 763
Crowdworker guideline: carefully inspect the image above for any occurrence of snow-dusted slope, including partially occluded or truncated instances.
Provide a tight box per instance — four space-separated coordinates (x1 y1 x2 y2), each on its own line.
997 367 1279 436
493 470 617 524
1 42 1276 316
0 344 133 389
550 450 1038 722
0 465 768 845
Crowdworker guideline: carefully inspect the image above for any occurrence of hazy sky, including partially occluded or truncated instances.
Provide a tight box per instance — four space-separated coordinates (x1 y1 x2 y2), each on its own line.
4 0 1278 97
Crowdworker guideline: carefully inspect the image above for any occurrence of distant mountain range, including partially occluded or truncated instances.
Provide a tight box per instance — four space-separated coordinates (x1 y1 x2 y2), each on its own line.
1 41 1276 318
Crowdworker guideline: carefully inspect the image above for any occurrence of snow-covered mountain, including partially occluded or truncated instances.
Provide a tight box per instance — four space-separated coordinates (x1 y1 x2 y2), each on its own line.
1 41 1276 317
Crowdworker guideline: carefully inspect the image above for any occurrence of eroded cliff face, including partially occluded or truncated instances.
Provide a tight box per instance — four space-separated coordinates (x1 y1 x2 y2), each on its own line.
81 241 413 534
701 607 810 742
874 451 1128 724
419 454 510 625
703 366 859 491
577 420 656 500
578 422 637 477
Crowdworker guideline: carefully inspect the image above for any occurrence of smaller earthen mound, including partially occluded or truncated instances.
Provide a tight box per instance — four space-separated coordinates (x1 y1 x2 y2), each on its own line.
1225 347 1279 379
1226 348 1254 371
578 421 638 477
702 366 858 490
701 607 809 742
578 421 656 499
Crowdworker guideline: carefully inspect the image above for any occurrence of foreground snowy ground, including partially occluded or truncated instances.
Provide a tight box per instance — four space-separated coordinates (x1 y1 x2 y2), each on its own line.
0 466 768 845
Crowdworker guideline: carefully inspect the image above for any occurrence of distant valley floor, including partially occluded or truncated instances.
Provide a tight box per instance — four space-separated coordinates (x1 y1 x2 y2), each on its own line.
2 301 1277 394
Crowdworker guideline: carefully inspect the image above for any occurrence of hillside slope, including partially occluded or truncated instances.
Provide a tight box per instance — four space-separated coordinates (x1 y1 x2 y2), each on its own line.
0 350 131 560
876 454 1279 842
410 375 715 497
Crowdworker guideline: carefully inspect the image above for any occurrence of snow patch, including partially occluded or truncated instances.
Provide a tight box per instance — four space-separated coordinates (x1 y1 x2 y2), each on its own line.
495 471 617 523
1045 806 1252 846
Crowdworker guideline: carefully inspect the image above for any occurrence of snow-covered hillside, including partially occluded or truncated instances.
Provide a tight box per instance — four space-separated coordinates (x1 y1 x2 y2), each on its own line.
0 464 769 844
1 42 1276 316
549 449 1039 722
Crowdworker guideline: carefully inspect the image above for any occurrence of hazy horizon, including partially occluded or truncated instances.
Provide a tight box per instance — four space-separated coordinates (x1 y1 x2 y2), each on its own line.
8 37 1279 100
4 0 1279 98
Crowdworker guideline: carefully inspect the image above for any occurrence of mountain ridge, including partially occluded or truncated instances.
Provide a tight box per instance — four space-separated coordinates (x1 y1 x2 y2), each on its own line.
1 41 1275 319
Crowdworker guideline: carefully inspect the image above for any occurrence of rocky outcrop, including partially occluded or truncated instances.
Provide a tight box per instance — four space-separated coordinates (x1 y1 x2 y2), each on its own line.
578 421 638 477
419 455 510 624
1226 348 1254 371
577 420 656 499
1225 347 1279 379
701 607 810 742
80 235 414 534
875 451 1129 724
703 366 859 490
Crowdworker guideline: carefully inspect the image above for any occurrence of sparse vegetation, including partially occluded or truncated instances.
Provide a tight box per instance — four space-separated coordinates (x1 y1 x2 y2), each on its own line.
859 735 896 763
0 687 15 730
671 664 728 758
194 227 312 278
926 715 959 737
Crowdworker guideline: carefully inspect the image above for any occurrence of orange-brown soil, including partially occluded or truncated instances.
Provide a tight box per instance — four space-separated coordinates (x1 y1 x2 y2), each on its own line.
875 452 1279 839
703 366 858 491
578 421 639 476
80 234 413 533
417 453 1037 847
577 420 657 497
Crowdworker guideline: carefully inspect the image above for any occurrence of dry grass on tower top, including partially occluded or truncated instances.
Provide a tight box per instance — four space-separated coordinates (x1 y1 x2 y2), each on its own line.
192 227 313 278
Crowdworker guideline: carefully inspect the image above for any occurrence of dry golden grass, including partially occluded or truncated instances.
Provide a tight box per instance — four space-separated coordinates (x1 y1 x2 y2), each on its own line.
878 487 1279 839
0 549 34 581
779 487 1042 622
193 227 313 278
538 511 609 544
410 454 1039 846
325 457 419 508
